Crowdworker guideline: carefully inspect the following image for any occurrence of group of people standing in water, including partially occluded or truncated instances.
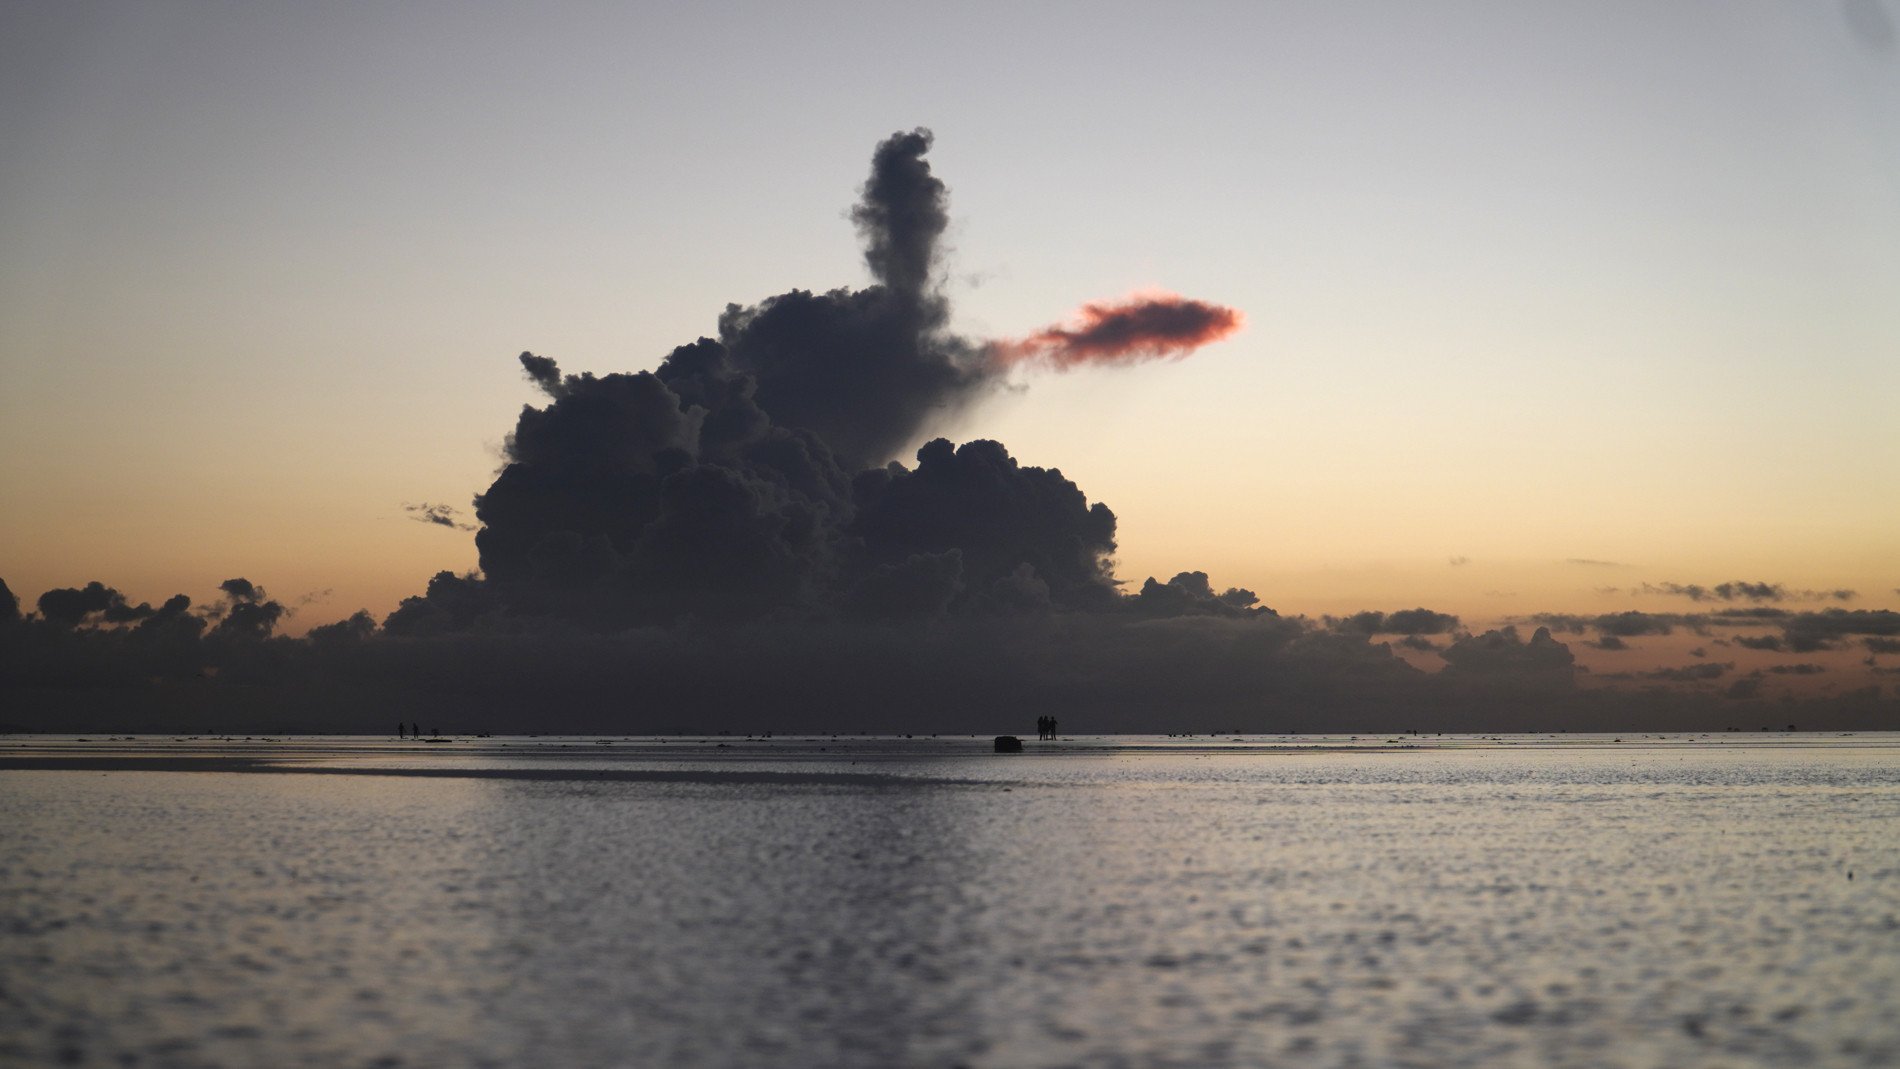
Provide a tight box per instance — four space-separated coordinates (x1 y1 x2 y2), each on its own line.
1036 716 1060 740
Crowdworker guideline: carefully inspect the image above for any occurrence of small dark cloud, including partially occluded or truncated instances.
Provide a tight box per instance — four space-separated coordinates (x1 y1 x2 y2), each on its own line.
1641 581 1856 604
1531 611 1675 637
36 582 156 629
1385 608 1459 634
210 578 284 640
1717 581 1787 602
1707 606 1793 623
1131 571 1264 619
519 351 564 396
1594 611 1674 637
1865 637 1900 655
1526 606 1844 654
1328 611 1383 634
1565 558 1625 567
308 610 377 645
1645 663 1729 682
1702 607 1786 630
1329 608 1459 636
1767 664 1827 676
405 502 478 531
1644 582 1709 601
134 594 200 640
1781 609 1900 653
219 578 263 603
1590 635 1630 651
1448 556 1470 567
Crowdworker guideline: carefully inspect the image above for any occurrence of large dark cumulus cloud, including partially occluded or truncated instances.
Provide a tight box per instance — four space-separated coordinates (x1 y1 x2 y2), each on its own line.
446 130 1111 629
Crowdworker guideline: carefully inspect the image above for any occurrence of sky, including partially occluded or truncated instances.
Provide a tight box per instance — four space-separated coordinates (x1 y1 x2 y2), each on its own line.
3 2 1898 721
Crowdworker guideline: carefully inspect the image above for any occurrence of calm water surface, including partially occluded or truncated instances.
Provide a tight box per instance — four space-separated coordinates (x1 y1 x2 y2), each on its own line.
3 733 1897 1068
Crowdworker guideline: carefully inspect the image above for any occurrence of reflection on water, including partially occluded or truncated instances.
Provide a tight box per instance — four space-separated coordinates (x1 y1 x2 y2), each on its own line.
3 735 1898 1067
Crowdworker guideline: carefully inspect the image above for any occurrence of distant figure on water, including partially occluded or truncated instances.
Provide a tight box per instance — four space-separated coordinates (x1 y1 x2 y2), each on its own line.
1035 716 1060 740
397 722 405 739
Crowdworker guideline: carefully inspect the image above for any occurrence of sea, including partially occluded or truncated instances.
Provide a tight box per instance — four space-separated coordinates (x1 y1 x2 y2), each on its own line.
2 732 1896 1068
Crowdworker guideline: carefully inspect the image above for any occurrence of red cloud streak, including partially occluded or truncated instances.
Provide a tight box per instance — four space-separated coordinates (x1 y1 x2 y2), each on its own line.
993 292 1243 370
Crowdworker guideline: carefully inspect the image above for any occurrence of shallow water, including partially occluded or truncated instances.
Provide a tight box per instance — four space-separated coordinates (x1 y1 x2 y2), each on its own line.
3 734 1898 1067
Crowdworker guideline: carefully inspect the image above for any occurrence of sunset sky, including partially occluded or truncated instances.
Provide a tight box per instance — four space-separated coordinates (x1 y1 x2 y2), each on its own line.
4 2 1896 660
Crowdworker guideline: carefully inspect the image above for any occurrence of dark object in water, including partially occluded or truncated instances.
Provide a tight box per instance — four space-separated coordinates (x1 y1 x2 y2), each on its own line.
994 735 1023 754
423 737 452 744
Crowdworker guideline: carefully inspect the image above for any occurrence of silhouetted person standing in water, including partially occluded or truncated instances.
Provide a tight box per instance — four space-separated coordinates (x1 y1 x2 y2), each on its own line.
397 723 405 739
1048 717 1058 740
